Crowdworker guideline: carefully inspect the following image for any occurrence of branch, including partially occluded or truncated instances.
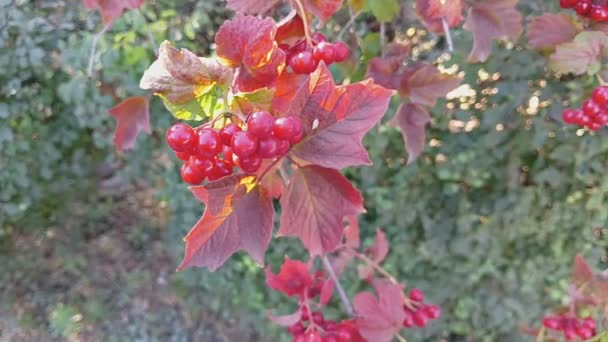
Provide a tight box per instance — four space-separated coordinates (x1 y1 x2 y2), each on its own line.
87 23 112 77
441 16 454 52
293 0 312 46
322 255 354 317
380 22 386 58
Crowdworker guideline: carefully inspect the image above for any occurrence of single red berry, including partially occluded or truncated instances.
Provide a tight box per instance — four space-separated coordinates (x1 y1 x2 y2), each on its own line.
293 334 306 342
592 86 608 104
289 117 304 144
190 155 214 176
563 327 578 341
231 131 258 157
560 0 577 8
332 42 350 62
409 288 425 302
324 334 339 342
304 331 323 342
247 111 275 138
219 123 242 146
240 155 262 173
313 42 335 64
335 328 351 342
197 128 223 157
222 145 234 161
589 121 603 131
301 306 310 321
311 312 325 325
175 151 190 161
574 0 591 15
542 316 563 330
571 109 586 126
590 5 608 21
277 139 291 155
424 304 442 320
167 123 197 153
273 117 297 140
576 325 595 339
579 115 592 127
412 310 428 327
290 39 307 55
287 322 305 335
323 320 338 332
180 161 205 185
583 99 601 117
290 51 318 74
402 311 415 328
583 317 596 330
562 108 579 125
311 32 327 43
258 136 281 158
215 159 233 177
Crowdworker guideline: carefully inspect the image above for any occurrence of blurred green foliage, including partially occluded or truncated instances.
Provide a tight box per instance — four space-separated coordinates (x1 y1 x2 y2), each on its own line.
2 0 608 341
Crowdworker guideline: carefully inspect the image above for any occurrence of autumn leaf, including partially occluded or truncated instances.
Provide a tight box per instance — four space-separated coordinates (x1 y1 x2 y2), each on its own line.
358 229 389 280
319 278 334 306
231 88 276 114
571 254 594 289
303 0 344 22
266 256 313 297
279 165 365 255
226 0 281 14
178 176 274 271
392 103 431 164
463 0 522 63
354 279 405 342
416 0 463 33
550 31 608 75
82 0 144 25
267 309 303 327
527 13 579 50
140 41 233 104
216 15 286 92
400 63 461 106
276 10 306 44
108 96 151 151
366 57 402 90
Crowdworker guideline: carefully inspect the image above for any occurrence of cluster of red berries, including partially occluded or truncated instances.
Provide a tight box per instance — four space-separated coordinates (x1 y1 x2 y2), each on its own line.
562 86 608 131
542 314 596 340
559 0 608 21
166 111 304 185
281 33 350 74
288 309 364 342
402 288 442 328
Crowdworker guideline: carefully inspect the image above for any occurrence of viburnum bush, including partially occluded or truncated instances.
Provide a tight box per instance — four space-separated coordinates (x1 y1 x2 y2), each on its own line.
79 0 608 340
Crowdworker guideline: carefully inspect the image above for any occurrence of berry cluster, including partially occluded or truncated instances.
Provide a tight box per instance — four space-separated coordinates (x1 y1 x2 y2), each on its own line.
402 288 442 328
281 33 350 74
542 314 596 340
559 0 608 21
288 309 364 342
166 111 304 185
562 86 608 131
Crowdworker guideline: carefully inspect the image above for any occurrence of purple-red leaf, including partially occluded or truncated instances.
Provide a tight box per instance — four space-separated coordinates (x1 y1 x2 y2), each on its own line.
463 0 522 63
358 228 389 280
178 176 274 271
572 254 594 289
82 0 144 25
266 257 312 297
216 15 286 92
303 0 344 21
392 103 431 164
267 309 303 327
354 279 405 342
226 0 281 14
279 165 365 255
319 278 335 306
400 63 461 106
108 96 151 151
527 13 579 50
416 0 463 33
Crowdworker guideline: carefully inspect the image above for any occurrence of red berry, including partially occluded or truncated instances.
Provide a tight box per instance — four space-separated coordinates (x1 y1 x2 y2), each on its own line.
563 327 578 340
273 117 297 139
219 123 242 146
579 115 592 127
247 111 275 138
402 311 415 327
311 312 324 325
287 322 305 335
332 42 350 62
240 155 262 173
562 108 579 124
305 331 323 342
574 0 591 15
576 325 595 339
571 109 586 126
279 43 291 51
424 304 442 320
197 128 223 157
258 136 281 158
180 161 205 185
277 139 291 155
583 317 596 330
593 86 608 104
190 155 214 176
215 159 233 177
560 0 577 8
412 310 428 327
409 288 425 302
589 121 603 131
289 117 304 144
542 316 563 330
583 99 601 117
290 51 318 74
313 42 335 64
324 334 339 342
231 131 258 157
175 151 190 161
301 307 310 321
311 32 327 43
323 320 338 331
335 329 351 342
167 123 197 153
293 334 306 342
222 145 234 161
590 5 608 21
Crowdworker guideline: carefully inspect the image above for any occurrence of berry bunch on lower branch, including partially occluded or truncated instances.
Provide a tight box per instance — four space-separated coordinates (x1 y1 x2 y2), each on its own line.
562 86 608 131
559 0 608 22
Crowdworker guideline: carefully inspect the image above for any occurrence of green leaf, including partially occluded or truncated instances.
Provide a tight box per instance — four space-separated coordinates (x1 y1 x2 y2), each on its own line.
159 85 224 121
231 87 275 113
365 0 399 22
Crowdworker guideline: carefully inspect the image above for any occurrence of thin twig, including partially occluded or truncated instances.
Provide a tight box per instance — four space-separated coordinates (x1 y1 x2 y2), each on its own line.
87 23 112 77
441 16 454 52
354 252 399 285
322 256 354 317
395 333 408 342
337 9 362 41
380 22 386 58
138 8 158 54
293 0 312 46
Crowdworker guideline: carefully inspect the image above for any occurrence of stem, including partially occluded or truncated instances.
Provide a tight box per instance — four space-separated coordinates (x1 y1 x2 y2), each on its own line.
322 256 354 317
395 333 408 342
441 16 454 52
337 9 362 41
87 23 112 77
293 0 312 46
279 166 290 185
380 22 386 58
354 252 399 285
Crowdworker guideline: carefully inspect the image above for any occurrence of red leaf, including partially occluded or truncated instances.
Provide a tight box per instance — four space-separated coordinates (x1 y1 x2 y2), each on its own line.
108 96 151 151
82 0 144 25
266 256 313 297
527 13 579 50
303 0 344 22
226 0 281 14
267 309 303 327
178 176 274 271
278 64 394 169
276 10 306 44
279 165 365 255
216 15 286 92
416 0 463 33
463 0 522 63
343 215 361 249
400 63 462 107
358 229 388 280
392 103 431 164
140 41 233 104
319 278 335 306
354 279 405 342
572 254 594 289
366 57 402 90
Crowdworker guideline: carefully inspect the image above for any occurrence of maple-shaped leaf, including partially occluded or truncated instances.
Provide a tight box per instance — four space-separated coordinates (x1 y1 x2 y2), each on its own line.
140 41 232 105
416 0 463 33
178 176 274 271
400 63 461 106
572 254 594 289
366 57 402 90
267 309 302 327
266 256 313 297
527 13 579 50
82 0 144 25
358 229 389 280
354 279 405 342
108 96 151 151
216 15 286 92
392 103 431 164
463 0 523 63
275 64 394 169
226 0 281 14
550 31 608 75
279 165 365 255
303 0 344 22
